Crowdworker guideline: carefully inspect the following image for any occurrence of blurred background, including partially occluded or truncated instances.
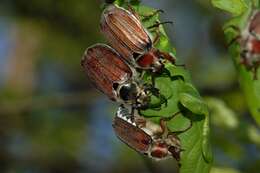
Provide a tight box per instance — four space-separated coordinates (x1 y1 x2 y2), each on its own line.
0 0 259 173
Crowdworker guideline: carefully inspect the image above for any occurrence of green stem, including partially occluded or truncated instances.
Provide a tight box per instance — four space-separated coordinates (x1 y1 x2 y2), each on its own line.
235 61 260 125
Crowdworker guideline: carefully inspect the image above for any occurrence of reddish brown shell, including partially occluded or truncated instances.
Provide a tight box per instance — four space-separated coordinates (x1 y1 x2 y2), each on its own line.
149 135 181 161
113 116 152 153
240 10 260 70
251 38 260 54
136 52 157 68
81 44 132 101
100 5 152 60
114 106 183 162
150 142 169 159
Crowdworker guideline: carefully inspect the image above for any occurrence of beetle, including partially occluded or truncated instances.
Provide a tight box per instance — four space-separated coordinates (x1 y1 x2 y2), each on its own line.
81 44 151 108
100 5 176 73
240 10 260 79
229 9 260 79
113 105 192 162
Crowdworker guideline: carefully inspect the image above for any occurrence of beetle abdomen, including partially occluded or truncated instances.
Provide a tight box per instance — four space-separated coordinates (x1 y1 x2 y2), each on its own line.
81 44 132 100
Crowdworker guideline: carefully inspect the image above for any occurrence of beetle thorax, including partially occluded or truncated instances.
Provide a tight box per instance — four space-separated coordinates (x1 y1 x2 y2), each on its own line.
149 141 171 160
136 51 163 73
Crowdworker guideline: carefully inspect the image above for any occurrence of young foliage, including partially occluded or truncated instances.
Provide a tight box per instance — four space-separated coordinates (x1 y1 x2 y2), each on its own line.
211 0 260 125
211 0 248 16
110 1 212 173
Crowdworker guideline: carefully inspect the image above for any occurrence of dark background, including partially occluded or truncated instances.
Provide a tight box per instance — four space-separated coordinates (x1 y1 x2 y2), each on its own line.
0 0 259 173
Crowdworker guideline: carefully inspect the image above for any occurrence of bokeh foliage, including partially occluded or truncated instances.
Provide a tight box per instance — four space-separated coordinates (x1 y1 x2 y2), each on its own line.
212 0 260 125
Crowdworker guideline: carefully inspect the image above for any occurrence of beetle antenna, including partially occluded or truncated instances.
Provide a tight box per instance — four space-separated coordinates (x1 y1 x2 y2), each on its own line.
130 104 136 121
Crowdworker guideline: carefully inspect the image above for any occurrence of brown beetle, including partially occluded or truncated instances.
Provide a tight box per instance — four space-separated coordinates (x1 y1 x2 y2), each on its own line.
241 10 260 79
113 106 191 162
81 44 150 108
229 10 260 79
100 5 176 73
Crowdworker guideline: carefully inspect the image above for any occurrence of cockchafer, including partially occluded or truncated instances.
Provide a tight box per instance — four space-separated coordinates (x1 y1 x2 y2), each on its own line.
100 5 176 73
230 9 260 79
81 44 151 108
113 105 192 162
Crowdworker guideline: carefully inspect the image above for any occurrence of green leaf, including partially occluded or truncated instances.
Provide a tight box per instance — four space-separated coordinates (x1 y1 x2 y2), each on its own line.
154 76 173 99
180 82 201 98
148 95 163 108
141 78 183 117
179 93 209 116
144 75 173 108
165 63 191 81
178 83 209 116
167 112 192 132
115 2 212 172
179 119 212 173
201 113 213 163
211 0 248 16
155 34 176 55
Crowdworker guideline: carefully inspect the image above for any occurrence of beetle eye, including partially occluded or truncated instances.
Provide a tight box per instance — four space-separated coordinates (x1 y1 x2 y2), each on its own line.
113 83 119 90
119 83 137 101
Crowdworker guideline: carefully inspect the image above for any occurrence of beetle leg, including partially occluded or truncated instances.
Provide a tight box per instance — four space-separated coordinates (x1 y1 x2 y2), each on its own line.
240 51 253 69
141 9 164 22
168 119 193 135
148 21 172 45
157 51 176 63
157 112 182 136
166 133 183 161
156 50 186 69
144 83 168 105
152 89 168 106
159 93 168 106
240 52 247 64
125 4 167 42
152 29 161 45
147 21 173 30
225 25 242 47
139 70 146 79
239 55 259 79
160 52 183 67
228 35 241 47
130 104 137 121
159 119 167 136
155 111 193 136
252 64 259 80
134 116 147 128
